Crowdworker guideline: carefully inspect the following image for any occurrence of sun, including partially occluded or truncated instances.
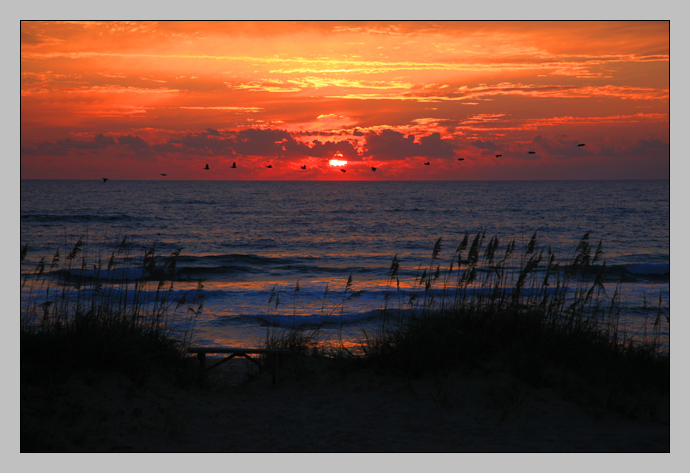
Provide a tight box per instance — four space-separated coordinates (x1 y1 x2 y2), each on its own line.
329 152 347 167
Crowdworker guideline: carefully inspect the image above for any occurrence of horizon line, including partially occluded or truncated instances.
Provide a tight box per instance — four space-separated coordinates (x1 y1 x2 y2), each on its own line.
20 177 671 182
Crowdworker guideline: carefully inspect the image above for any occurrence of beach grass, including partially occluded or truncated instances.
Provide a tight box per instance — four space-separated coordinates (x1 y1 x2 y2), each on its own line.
21 232 669 426
265 231 670 420
21 236 204 388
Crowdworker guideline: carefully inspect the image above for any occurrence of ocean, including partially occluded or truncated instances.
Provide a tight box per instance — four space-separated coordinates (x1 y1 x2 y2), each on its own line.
20 180 670 350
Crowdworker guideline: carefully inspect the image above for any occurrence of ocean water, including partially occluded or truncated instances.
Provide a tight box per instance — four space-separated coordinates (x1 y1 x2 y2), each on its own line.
20 180 670 349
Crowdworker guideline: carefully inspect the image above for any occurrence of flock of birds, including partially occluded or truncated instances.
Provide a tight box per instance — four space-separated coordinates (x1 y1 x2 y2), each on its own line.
101 144 585 182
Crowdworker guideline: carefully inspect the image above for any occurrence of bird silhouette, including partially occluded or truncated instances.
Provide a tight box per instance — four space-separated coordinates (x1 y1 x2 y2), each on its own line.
528 151 536 154
458 157 465 161
495 154 502 158
577 144 586 147
300 165 306 169
232 162 236 168
204 164 210 170
102 178 108 183
424 162 430 166
371 167 377 172
266 165 273 168
160 173 167 176
341 169 347 173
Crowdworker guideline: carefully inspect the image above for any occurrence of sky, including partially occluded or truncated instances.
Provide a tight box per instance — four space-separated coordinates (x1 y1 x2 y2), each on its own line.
8 9 685 467
20 20 670 180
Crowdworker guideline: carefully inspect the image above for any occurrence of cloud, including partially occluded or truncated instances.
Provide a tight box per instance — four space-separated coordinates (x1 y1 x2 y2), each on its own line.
94 133 117 146
419 132 456 158
232 80 302 93
627 139 670 159
117 134 149 149
362 129 419 160
22 127 464 167
305 139 359 160
362 129 457 161
518 135 587 159
228 128 297 157
471 139 500 150
23 126 667 177
173 131 230 155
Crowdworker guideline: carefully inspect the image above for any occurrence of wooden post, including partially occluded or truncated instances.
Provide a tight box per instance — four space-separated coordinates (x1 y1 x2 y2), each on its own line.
188 347 290 385
273 353 280 385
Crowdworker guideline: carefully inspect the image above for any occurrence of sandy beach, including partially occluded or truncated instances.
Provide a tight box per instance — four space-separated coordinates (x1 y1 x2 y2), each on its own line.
21 356 669 453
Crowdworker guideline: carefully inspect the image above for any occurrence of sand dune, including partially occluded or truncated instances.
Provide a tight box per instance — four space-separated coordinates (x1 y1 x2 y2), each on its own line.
21 357 669 453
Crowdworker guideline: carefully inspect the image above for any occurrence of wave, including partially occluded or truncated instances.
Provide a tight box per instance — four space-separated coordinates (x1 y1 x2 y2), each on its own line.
160 199 218 205
589 263 669 282
209 309 387 329
174 253 384 280
45 267 155 283
439 261 670 284
220 239 278 249
622 263 669 276
176 253 311 278
178 253 302 266
33 254 669 288
21 213 137 223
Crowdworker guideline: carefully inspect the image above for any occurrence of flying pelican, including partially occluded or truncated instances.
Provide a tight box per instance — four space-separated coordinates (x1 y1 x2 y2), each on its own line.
528 151 536 154
458 157 465 161
371 167 377 172
266 165 273 168
160 173 167 176
577 144 586 147
300 165 306 169
102 178 109 183
495 154 502 158
204 164 210 170
424 162 430 166
232 162 237 168
341 169 347 173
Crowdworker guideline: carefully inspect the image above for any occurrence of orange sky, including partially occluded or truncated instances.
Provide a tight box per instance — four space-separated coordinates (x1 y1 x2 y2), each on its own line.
20 20 670 180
